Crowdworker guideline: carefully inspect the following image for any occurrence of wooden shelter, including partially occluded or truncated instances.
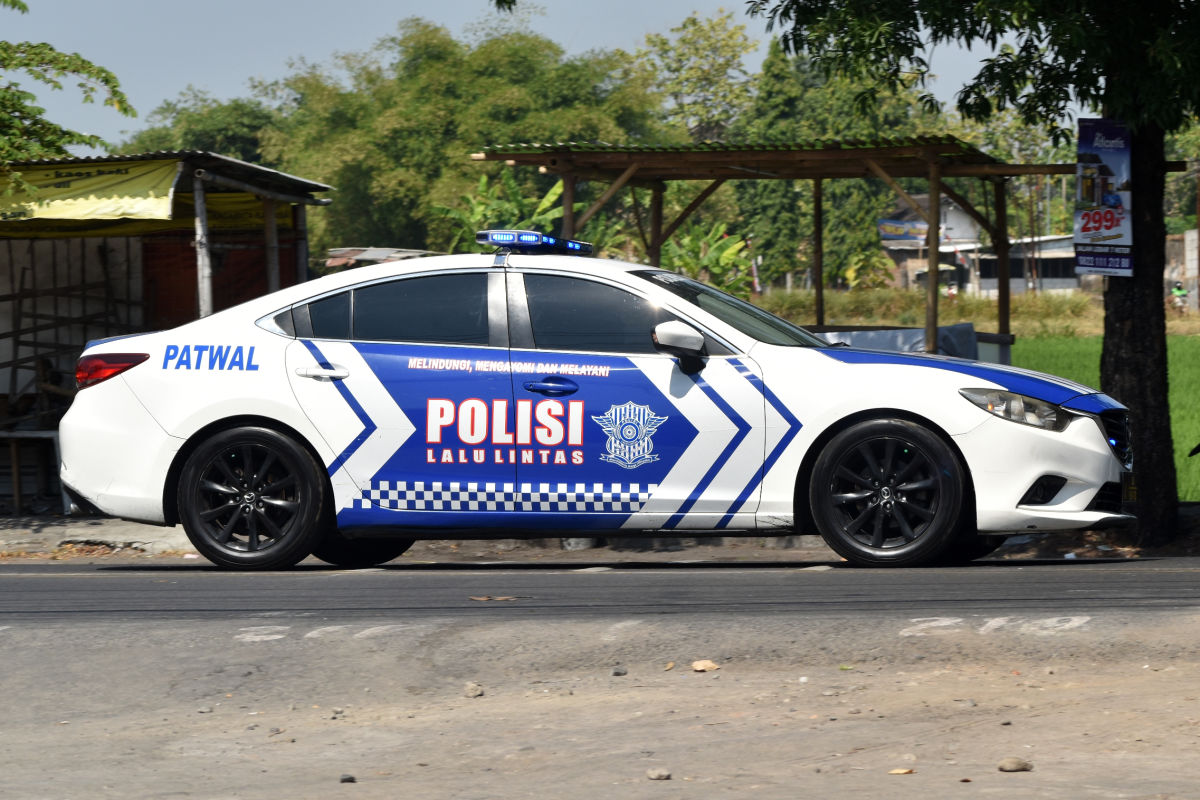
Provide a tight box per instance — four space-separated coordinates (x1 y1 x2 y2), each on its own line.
473 137 1081 351
0 152 330 511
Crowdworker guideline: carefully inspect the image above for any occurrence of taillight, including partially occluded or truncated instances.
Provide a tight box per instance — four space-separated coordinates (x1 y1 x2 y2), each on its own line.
75 353 149 389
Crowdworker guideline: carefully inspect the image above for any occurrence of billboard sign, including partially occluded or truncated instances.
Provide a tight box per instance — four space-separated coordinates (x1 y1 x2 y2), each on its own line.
1074 118 1133 277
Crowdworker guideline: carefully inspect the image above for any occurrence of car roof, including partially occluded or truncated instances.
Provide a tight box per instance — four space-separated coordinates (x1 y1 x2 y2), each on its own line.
235 251 658 317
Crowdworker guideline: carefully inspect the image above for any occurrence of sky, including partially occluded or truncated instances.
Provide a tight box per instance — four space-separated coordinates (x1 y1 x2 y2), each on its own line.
7 0 1001 150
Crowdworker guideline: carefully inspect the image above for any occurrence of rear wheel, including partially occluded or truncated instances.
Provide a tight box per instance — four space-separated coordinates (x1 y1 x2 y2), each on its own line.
809 419 965 567
177 427 326 569
312 532 414 568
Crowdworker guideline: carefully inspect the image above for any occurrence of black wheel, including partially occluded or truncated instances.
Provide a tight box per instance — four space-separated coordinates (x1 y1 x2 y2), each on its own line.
312 532 414 568
177 427 326 569
809 418 965 567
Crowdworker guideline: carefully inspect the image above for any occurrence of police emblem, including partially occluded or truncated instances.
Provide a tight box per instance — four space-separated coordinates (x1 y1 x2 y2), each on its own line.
591 401 668 469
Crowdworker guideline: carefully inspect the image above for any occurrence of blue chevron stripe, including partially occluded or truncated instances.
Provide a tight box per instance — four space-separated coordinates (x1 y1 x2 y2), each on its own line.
300 340 377 477
662 369 752 529
718 359 802 528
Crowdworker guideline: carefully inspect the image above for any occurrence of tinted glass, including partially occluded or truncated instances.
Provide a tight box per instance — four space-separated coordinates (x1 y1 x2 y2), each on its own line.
308 292 350 339
524 274 674 354
353 273 488 345
637 270 827 347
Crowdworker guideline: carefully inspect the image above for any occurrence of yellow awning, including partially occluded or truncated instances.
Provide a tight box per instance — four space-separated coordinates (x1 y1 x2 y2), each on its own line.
0 159 180 222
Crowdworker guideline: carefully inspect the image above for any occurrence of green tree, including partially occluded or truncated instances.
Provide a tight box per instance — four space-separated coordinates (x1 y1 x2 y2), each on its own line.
0 0 134 187
433 172 569 252
1165 122 1200 234
734 40 940 289
114 88 276 164
640 10 758 142
952 108 1076 272
661 220 753 297
747 0 1195 544
257 17 662 256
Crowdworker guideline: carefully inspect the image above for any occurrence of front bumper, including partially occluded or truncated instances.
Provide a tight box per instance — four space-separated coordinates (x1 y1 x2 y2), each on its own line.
956 412 1133 533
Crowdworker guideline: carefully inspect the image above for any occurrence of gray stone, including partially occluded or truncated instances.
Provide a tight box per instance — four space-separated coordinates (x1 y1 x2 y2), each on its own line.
646 767 671 780
998 757 1034 772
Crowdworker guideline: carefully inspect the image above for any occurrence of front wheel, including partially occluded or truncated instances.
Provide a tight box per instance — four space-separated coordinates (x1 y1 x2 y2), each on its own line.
177 427 327 569
809 418 965 567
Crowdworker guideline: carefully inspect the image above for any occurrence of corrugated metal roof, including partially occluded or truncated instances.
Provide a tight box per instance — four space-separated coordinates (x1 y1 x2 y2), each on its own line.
11 150 332 195
478 135 996 159
472 136 1003 182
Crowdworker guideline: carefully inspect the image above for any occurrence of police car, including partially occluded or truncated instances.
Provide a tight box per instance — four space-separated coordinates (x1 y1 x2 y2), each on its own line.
59 230 1134 569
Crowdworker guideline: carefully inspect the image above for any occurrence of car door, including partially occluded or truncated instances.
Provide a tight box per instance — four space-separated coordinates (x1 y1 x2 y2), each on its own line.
507 270 766 532
286 270 516 527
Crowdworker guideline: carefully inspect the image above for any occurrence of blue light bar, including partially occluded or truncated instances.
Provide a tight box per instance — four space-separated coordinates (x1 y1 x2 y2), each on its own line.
476 229 593 256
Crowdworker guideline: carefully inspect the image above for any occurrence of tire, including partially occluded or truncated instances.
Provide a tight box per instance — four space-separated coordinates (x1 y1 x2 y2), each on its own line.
312 532 414 568
177 426 326 569
809 418 965 567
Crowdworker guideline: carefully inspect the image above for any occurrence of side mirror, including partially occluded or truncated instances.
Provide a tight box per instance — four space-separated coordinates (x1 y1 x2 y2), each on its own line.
653 320 706 374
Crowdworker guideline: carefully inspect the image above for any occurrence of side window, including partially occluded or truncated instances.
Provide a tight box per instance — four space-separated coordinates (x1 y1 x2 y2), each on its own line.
524 274 674 354
353 273 488 345
294 273 489 344
308 292 350 339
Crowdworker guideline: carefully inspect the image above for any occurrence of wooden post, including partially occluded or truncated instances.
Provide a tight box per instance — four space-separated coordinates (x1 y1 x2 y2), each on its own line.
648 185 664 268
294 204 309 284
192 174 213 318
813 178 825 326
264 199 280 294
561 174 576 239
925 161 941 353
994 179 1011 336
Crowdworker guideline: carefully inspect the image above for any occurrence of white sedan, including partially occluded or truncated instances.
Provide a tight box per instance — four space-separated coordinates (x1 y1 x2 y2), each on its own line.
59 230 1134 568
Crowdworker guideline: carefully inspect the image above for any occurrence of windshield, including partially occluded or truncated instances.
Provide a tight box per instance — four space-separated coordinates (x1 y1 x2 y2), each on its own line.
636 271 828 347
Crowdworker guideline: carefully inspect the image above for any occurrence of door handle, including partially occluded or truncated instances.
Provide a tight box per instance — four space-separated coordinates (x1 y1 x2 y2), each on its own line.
523 376 579 396
295 366 349 380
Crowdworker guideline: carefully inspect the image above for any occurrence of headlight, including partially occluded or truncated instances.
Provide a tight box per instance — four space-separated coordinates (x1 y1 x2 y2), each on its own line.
959 388 1074 431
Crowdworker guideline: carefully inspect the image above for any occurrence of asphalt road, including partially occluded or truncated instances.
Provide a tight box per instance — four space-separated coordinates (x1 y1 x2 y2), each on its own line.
7 557 1200 798
3 556 1200 625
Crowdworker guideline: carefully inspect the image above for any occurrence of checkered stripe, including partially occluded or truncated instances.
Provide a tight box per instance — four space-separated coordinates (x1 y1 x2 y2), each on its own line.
357 481 656 513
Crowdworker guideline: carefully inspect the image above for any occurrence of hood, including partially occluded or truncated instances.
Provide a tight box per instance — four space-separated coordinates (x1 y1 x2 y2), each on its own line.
817 347 1122 412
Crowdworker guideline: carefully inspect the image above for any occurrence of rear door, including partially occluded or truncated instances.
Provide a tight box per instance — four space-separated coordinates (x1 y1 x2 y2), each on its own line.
286 270 516 527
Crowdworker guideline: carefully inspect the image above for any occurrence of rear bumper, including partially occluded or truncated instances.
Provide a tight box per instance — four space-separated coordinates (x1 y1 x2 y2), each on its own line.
58 377 182 524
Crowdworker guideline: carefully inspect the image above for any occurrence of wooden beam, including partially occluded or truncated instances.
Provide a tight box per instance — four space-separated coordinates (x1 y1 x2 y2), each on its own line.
648 186 664 268
994 179 1011 337
925 161 941 354
574 163 639 230
866 158 931 225
561 174 576 239
940 181 999 240
660 179 726 243
192 174 213 318
813 179 825 326
264 199 280 294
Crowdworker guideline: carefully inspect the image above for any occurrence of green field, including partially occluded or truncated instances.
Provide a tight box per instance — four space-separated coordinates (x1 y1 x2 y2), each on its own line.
1012 336 1200 500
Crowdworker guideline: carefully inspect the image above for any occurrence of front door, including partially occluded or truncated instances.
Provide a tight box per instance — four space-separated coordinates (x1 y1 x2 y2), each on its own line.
509 272 766 532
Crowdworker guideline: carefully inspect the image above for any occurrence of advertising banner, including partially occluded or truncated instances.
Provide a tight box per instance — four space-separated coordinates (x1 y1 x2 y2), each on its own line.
878 218 928 240
0 159 180 222
1074 118 1133 276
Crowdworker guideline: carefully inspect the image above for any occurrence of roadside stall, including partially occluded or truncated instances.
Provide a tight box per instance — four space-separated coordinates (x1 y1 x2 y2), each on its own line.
0 151 331 512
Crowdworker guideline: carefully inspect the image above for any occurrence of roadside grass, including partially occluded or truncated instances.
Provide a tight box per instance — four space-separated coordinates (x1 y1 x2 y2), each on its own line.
1013 335 1200 502
763 288 1200 500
